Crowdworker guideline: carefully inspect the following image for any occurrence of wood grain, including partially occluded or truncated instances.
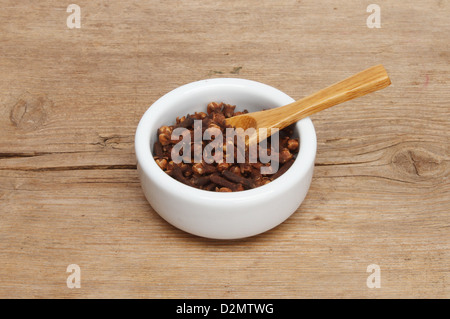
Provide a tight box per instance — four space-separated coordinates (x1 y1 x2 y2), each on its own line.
0 0 448 298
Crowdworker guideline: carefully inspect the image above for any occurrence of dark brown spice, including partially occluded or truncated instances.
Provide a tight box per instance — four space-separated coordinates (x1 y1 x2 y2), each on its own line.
153 102 300 192
222 170 256 189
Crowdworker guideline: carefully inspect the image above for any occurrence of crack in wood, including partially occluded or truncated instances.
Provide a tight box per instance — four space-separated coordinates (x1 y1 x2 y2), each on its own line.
315 160 379 166
407 150 420 176
316 174 415 184
0 150 94 159
0 164 137 172
0 152 53 159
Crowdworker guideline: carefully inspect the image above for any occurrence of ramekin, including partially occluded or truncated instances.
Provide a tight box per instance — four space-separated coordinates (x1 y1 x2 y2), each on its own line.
135 78 316 239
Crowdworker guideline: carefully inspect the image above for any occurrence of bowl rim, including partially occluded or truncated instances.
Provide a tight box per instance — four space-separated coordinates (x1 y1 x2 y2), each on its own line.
135 78 317 203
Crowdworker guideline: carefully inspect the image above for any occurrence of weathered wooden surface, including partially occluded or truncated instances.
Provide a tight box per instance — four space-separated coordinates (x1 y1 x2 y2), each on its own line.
0 0 448 298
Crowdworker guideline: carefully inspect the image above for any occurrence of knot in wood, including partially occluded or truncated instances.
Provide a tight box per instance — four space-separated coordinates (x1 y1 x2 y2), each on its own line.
391 147 444 178
9 92 52 131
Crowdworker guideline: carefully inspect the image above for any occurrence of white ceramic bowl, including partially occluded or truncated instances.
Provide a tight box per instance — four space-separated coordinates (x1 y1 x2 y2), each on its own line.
135 78 316 239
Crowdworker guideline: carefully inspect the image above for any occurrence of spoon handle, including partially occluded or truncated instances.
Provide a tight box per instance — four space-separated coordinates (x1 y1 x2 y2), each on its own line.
262 64 391 129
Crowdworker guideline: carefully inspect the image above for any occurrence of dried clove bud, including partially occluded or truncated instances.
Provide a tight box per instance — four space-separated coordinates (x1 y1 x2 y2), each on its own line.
222 104 236 118
217 162 231 172
207 102 223 114
210 174 244 192
155 158 168 170
191 175 210 187
159 133 171 146
279 148 293 164
153 141 164 157
204 183 218 191
222 170 255 189
287 138 299 151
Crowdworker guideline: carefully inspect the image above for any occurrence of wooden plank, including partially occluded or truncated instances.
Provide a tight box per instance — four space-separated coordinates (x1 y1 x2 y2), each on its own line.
0 0 448 298
0 168 447 298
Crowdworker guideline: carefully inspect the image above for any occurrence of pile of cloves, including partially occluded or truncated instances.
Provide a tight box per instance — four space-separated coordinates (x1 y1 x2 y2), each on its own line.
153 102 299 192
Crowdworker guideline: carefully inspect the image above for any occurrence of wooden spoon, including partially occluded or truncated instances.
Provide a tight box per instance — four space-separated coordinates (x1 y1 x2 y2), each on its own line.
225 64 391 145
